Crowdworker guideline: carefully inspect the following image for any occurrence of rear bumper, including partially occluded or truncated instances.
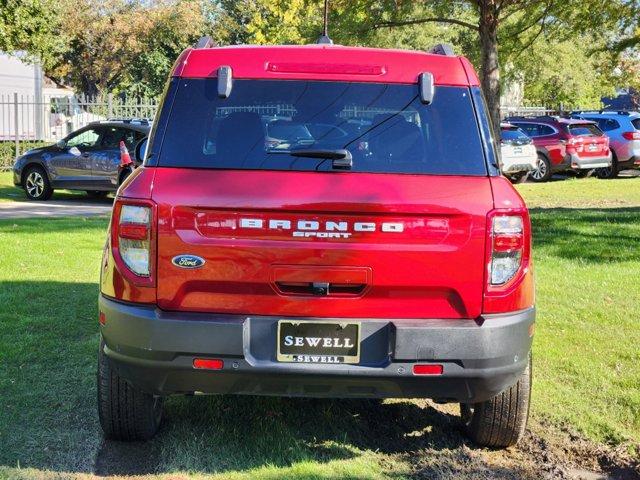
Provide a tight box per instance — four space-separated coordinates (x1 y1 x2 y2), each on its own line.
99 295 535 402
567 152 612 169
501 162 535 174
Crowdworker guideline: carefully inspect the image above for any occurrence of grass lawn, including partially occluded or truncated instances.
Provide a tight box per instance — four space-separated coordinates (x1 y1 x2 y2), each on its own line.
0 171 89 203
0 176 638 478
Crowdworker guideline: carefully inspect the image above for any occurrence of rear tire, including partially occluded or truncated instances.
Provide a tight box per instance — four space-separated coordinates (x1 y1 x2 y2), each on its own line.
97 339 163 441
86 190 109 198
597 152 618 179
461 355 531 448
574 169 593 178
119 166 133 186
23 166 53 201
529 154 552 182
507 172 528 184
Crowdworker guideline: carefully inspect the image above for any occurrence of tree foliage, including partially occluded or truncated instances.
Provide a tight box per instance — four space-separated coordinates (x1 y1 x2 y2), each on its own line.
48 0 208 97
3 0 638 111
0 0 65 68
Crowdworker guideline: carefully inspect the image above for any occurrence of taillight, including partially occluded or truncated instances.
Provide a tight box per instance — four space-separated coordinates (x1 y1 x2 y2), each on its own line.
119 205 151 276
484 180 534 314
489 214 524 286
111 199 156 285
567 137 584 152
622 131 640 141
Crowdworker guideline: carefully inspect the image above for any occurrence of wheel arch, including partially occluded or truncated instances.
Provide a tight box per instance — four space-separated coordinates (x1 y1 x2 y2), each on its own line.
20 161 51 186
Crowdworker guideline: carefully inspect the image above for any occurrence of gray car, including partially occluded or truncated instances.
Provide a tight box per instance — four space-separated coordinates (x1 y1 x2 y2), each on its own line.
12 120 150 200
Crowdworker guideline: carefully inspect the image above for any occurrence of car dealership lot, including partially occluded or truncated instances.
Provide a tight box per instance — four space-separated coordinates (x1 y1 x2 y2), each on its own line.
0 175 637 479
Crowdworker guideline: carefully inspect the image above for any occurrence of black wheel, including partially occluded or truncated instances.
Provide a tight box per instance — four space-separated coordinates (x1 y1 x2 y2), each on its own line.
507 172 528 184
22 166 53 200
574 169 593 178
86 190 109 198
119 167 133 186
461 355 531 448
97 339 163 441
529 154 552 182
597 151 618 179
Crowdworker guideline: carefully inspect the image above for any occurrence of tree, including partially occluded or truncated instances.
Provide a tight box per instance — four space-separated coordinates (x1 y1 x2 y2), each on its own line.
47 0 209 97
217 0 317 45
0 0 65 69
336 0 621 132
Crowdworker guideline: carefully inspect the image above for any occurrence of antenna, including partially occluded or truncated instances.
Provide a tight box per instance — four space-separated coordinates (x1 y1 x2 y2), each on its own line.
316 0 333 44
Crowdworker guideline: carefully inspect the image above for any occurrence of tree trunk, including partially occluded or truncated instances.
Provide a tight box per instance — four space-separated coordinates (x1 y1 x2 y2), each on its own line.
477 0 501 135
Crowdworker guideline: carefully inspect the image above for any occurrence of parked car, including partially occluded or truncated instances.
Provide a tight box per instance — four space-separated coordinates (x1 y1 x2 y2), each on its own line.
505 116 611 182
12 119 150 200
98 39 535 448
570 111 640 178
499 122 537 182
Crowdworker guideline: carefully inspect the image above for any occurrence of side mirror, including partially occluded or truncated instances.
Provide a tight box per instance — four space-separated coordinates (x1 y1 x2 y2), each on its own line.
134 137 148 163
56 139 67 149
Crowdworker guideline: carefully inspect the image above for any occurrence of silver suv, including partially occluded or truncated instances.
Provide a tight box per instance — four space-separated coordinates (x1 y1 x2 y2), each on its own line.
571 111 640 178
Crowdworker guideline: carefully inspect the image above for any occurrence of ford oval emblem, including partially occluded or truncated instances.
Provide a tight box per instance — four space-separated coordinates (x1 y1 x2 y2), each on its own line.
172 255 205 269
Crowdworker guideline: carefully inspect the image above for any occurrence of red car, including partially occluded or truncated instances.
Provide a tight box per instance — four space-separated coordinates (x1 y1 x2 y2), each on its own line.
506 116 611 182
97 39 535 447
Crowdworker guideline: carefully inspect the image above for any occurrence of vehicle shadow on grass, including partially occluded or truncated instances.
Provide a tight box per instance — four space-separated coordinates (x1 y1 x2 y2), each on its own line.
94 396 467 477
0 279 530 479
529 206 640 263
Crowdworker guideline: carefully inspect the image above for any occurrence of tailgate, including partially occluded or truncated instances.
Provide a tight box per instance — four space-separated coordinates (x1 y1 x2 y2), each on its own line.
153 168 493 319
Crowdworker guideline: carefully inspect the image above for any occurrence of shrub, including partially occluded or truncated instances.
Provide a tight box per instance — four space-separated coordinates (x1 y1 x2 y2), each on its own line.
0 141 52 170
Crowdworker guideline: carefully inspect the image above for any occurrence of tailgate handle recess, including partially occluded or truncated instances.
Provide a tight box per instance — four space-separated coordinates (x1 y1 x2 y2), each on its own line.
275 281 366 297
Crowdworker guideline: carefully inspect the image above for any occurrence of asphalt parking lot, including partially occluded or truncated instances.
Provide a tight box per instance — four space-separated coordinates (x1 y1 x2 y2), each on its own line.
0 199 112 219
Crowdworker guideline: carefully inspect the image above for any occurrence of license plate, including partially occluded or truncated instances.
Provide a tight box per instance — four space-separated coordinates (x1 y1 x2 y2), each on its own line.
513 146 523 154
588 144 599 152
277 321 360 364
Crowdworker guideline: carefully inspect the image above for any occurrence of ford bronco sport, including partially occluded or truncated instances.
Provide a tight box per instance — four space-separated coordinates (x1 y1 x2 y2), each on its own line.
98 39 535 448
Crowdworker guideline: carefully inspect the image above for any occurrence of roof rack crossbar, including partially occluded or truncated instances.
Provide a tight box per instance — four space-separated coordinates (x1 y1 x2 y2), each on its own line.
95 118 151 125
428 44 455 56
195 36 215 49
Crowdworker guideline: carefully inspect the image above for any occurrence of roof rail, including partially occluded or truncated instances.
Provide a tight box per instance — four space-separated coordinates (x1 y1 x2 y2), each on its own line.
195 36 215 49
571 110 632 115
428 44 455 56
96 118 151 125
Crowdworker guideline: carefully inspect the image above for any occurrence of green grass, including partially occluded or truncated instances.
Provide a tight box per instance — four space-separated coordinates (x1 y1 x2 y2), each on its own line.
0 176 638 477
517 175 640 208
0 171 89 203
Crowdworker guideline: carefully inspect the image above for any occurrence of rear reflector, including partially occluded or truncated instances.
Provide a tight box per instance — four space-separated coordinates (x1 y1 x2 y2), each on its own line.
99 312 106 325
193 358 224 370
119 223 149 240
413 364 443 375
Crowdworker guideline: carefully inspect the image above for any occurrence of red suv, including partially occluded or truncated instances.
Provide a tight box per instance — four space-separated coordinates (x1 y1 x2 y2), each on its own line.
506 116 611 182
97 39 535 447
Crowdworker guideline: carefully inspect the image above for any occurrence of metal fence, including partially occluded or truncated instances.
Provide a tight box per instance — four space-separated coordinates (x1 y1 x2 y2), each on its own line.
0 94 581 170
0 93 158 168
500 104 577 119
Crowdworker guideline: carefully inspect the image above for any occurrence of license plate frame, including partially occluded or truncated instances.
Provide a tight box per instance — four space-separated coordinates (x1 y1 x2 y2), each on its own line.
276 320 361 364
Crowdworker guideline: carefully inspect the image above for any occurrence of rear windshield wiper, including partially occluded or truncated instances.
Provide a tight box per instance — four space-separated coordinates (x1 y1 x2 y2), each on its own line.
288 148 352 170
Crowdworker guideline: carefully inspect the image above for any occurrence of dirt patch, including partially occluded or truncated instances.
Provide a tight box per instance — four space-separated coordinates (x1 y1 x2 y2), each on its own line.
409 404 640 480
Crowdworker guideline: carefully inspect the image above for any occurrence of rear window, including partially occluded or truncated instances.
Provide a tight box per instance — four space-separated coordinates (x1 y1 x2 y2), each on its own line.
511 122 555 138
501 127 530 142
586 117 619 132
567 123 603 136
632 118 640 130
158 79 487 175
